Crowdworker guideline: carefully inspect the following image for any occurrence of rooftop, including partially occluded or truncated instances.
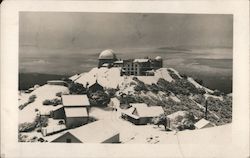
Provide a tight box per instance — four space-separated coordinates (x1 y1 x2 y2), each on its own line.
64 107 88 118
51 120 119 143
99 49 116 60
194 118 214 129
133 59 149 63
62 95 90 107
124 103 164 118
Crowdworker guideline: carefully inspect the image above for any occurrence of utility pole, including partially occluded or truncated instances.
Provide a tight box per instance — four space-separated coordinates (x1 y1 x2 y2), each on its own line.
205 99 208 119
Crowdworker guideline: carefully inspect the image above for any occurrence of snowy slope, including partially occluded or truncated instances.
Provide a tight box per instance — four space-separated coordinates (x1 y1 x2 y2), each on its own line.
19 85 69 124
73 67 215 95
74 67 174 89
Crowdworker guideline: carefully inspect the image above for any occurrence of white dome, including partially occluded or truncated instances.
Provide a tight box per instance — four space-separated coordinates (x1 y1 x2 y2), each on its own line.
155 56 162 61
99 49 116 60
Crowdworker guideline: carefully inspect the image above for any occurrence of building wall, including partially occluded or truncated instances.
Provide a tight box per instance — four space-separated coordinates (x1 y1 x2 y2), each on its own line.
138 117 152 125
122 113 153 125
52 107 65 119
65 117 89 129
98 59 115 68
51 132 82 143
151 60 163 70
102 133 120 143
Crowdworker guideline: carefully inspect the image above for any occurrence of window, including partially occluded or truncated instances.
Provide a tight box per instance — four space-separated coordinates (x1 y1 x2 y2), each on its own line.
66 138 72 143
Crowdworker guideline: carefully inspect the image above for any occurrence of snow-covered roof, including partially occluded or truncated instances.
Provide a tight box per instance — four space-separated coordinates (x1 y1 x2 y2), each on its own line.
114 60 123 64
40 105 63 115
124 103 164 118
194 118 214 129
99 49 116 60
42 118 66 135
62 95 90 107
101 63 110 67
155 56 162 61
52 120 119 143
134 59 149 63
64 107 88 118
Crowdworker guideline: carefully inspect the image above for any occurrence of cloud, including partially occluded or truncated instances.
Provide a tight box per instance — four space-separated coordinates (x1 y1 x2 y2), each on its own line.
21 60 49 66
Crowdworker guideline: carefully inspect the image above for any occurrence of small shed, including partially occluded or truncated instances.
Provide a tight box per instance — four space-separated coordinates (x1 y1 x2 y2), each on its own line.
121 103 164 125
51 120 120 143
194 118 214 129
62 95 91 128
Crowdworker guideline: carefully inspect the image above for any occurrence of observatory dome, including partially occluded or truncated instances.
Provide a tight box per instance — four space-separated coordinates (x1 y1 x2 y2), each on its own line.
98 49 116 60
155 56 163 61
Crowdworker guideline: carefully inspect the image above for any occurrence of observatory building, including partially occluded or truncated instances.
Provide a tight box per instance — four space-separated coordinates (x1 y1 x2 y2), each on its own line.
98 49 117 68
98 49 163 76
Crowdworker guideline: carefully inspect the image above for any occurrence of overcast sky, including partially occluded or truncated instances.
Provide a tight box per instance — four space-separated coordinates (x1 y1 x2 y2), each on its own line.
20 12 233 55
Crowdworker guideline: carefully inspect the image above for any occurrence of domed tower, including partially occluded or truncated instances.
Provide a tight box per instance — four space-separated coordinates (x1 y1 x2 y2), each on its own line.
152 56 163 69
98 49 117 68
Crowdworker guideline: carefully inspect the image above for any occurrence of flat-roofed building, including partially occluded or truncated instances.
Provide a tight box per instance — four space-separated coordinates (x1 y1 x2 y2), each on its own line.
64 107 89 128
62 95 90 128
62 95 90 107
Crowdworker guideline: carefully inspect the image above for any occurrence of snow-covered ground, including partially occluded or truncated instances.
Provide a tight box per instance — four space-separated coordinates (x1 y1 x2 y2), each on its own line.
74 67 175 90
89 107 231 144
18 66 231 144
19 84 69 124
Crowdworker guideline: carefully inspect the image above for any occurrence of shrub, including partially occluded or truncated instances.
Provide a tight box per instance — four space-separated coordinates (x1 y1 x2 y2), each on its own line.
56 92 62 97
89 90 110 106
19 122 37 132
106 88 117 98
167 69 181 80
42 98 62 106
68 82 87 94
38 116 48 127
180 73 188 79
213 89 222 96
156 78 201 96
19 94 37 110
147 83 159 94
194 78 203 85
133 79 148 92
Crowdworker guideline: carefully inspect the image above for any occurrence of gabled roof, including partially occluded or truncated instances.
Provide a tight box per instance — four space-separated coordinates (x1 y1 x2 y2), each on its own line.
123 103 164 118
194 118 214 129
65 107 88 118
62 95 90 107
52 120 119 143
